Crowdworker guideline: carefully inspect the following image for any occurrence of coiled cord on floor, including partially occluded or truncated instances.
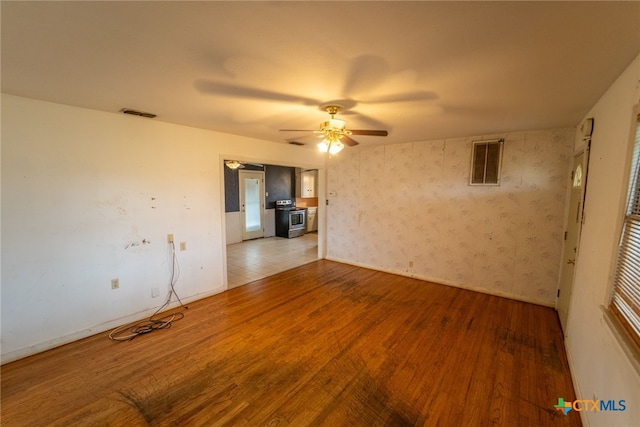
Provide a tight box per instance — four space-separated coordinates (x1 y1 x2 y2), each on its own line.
108 312 185 341
108 241 187 342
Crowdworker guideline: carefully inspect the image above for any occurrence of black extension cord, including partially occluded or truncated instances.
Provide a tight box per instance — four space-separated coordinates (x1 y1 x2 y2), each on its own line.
108 241 187 342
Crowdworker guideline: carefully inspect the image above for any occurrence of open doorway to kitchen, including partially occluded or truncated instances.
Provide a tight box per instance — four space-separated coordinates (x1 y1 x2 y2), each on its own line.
226 233 318 288
223 161 320 289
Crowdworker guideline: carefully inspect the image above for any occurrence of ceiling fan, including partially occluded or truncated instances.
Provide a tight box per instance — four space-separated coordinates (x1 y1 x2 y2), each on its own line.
280 104 388 154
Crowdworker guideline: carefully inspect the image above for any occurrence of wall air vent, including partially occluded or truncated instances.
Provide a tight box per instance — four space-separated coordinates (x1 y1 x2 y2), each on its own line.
470 138 504 185
120 108 156 119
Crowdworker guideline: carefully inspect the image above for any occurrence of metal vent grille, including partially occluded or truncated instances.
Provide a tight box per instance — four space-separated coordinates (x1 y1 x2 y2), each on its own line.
470 139 504 185
120 108 156 118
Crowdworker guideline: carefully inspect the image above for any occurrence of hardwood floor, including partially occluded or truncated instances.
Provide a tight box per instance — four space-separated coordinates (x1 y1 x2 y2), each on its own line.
1 260 580 426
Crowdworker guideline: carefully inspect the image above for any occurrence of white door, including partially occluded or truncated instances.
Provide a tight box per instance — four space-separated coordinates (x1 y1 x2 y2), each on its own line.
239 170 265 240
557 150 588 332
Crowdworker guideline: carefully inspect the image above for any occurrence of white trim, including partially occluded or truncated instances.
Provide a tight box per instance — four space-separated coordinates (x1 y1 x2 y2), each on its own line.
601 305 640 377
555 147 590 332
0 287 226 365
325 256 555 307
564 336 590 426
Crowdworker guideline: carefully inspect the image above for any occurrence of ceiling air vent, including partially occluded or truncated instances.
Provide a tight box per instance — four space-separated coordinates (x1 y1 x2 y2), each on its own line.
120 108 156 118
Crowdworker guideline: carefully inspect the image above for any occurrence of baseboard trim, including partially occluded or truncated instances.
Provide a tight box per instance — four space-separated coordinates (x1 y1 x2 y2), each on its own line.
563 337 589 426
1 286 226 365
4 257 556 364
325 256 555 308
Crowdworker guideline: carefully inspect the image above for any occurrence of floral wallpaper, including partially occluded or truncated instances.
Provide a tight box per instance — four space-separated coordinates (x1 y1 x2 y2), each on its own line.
326 128 575 306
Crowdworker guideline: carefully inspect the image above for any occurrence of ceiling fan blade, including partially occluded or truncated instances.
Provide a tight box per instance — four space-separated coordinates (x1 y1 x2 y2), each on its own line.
195 81 319 106
279 129 316 132
284 134 317 144
349 129 388 136
342 55 389 98
338 110 389 130
342 135 359 147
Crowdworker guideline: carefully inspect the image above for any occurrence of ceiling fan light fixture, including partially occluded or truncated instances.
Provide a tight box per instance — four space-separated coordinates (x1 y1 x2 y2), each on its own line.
329 118 346 130
329 140 344 154
317 140 329 153
320 119 347 132
318 114 350 156
318 138 344 154
280 103 387 153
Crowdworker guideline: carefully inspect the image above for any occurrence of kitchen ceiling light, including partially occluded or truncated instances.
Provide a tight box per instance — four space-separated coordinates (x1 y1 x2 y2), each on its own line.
225 160 242 169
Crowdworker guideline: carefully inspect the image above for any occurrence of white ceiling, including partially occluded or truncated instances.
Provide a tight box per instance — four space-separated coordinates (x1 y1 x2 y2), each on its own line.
2 1 639 148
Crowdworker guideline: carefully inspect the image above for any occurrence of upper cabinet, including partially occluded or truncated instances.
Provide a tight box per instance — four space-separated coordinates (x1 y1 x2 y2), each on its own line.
301 170 318 198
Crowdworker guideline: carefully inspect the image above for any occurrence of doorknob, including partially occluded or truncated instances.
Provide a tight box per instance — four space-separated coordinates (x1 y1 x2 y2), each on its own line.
566 259 576 265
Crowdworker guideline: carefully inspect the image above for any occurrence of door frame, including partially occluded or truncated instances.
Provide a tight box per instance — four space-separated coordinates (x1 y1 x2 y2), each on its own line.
219 156 327 290
557 141 591 333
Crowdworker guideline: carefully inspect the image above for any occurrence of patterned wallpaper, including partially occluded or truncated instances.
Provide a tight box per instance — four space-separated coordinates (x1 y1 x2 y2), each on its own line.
326 128 575 306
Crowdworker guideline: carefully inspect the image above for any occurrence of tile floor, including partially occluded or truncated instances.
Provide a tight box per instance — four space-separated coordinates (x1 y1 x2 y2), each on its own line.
226 232 319 289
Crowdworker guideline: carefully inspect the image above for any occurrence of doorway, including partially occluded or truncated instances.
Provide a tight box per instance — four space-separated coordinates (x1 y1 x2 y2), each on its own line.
557 149 589 332
239 170 265 241
223 162 323 289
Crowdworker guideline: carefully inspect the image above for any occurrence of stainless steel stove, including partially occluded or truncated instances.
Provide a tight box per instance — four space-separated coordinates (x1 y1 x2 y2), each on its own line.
275 200 306 238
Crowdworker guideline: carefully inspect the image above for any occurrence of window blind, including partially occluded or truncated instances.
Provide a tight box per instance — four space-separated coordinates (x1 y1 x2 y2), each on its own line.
610 114 640 349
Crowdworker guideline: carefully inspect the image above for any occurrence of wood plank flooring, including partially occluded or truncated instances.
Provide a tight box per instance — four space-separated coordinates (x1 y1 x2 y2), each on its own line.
1 260 581 426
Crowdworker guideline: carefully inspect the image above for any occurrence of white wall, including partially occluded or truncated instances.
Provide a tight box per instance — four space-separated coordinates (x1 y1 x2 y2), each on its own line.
264 209 276 237
225 212 243 245
326 128 574 306
0 94 324 362
564 54 640 427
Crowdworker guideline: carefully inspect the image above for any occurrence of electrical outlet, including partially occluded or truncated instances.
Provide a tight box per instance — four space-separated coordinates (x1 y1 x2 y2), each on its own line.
167 233 174 243
152 287 159 298
111 278 119 290
180 241 187 251
409 261 414 268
